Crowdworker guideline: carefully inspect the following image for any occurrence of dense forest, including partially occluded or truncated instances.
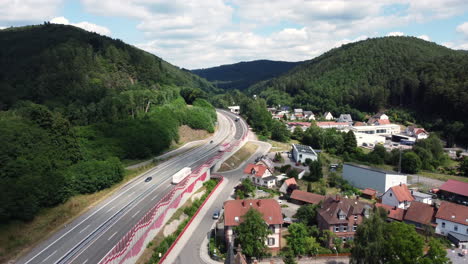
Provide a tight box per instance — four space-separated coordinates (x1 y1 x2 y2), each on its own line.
0 24 217 222
192 60 302 91
247 37 468 146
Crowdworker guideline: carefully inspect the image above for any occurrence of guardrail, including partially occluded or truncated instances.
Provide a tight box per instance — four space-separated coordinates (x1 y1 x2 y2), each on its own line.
98 117 248 264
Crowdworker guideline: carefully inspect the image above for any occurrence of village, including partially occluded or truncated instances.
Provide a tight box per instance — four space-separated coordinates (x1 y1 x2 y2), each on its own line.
212 106 468 264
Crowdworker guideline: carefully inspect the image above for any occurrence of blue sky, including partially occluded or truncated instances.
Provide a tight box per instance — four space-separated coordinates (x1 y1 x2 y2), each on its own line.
1 0 468 69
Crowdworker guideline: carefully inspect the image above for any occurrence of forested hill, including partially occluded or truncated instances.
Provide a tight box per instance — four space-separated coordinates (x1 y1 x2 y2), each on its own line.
248 37 468 145
0 23 218 120
192 60 302 90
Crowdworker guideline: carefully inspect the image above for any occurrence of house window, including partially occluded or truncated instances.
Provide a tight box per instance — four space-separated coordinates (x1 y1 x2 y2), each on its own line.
466 228 468 234
353 225 357 231
354 215 358 220
442 222 445 228
263 180 267 184
268 238 275 246
454 225 458 231
339 214 345 220
335 226 340 232
389 193 393 197
342 237 347 242
343 226 348 232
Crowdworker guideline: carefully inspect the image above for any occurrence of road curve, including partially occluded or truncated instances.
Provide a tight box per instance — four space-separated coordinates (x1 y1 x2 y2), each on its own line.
16 109 245 264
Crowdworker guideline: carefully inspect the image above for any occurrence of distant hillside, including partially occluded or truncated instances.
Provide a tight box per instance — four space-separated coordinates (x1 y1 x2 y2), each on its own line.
192 60 302 90
0 23 218 121
248 36 468 145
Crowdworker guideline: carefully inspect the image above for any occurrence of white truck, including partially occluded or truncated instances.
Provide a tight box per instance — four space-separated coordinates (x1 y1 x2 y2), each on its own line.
172 167 192 184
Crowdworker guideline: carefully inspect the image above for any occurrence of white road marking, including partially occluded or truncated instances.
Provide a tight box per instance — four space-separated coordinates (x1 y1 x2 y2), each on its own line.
132 210 141 218
106 205 116 212
129 191 135 196
83 259 89 264
79 225 90 234
42 250 56 263
108 231 118 241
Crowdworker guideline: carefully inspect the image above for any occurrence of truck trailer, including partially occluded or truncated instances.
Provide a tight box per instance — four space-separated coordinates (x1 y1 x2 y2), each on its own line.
172 167 192 184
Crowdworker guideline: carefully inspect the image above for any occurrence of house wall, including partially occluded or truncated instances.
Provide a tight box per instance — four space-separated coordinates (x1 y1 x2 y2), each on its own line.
435 218 468 249
382 189 408 209
351 124 400 136
225 224 281 249
384 174 408 192
249 175 275 188
343 164 386 193
414 196 432 204
292 148 317 163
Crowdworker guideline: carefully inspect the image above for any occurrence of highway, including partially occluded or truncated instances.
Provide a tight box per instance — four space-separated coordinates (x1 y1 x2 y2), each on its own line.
16 109 247 264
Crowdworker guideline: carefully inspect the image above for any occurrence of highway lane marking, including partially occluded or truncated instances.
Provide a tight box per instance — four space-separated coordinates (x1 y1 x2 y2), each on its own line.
34 111 238 264
41 250 56 263
108 231 118 241
83 259 88 264
129 191 135 196
79 225 90 234
107 205 116 212
132 210 141 218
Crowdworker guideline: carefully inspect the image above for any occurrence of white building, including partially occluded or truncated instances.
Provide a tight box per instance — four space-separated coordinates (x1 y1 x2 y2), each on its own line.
228 106 240 114
343 163 407 193
411 190 433 205
224 199 283 251
292 144 318 163
323 112 334 120
243 163 275 188
350 124 400 136
381 184 414 209
435 201 468 249
354 133 386 147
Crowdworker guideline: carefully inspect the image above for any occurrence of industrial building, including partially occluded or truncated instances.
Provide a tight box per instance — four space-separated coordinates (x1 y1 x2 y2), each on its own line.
291 144 318 163
343 163 407 193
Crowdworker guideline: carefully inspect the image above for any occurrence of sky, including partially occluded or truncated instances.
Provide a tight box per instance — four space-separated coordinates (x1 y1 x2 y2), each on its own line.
1 0 468 69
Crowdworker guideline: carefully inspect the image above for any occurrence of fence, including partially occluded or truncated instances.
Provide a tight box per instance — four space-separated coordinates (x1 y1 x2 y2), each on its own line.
98 122 248 264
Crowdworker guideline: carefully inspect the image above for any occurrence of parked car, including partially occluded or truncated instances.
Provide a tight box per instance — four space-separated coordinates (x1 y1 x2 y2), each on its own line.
212 209 220 219
145 177 152 182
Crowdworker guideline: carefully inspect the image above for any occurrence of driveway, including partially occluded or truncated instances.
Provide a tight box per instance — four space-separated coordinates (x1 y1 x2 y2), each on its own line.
447 249 468 264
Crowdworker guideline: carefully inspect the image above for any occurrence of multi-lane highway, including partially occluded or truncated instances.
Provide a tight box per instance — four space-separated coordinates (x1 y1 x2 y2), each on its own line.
17 109 247 264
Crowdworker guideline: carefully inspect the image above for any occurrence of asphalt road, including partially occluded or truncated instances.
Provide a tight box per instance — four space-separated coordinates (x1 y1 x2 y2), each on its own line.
16 109 246 264
175 140 272 264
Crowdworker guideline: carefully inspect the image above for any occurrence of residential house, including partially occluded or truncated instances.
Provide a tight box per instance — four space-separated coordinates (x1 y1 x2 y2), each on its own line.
353 122 366 127
303 111 315 121
291 144 318 163
411 190 433 205
289 114 297 121
228 106 240 114
256 157 275 173
403 201 435 230
290 190 325 205
337 114 353 124
343 163 407 193
439 179 468 205
435 201 468 249
323 112 334 120
224 199 283 251
381 184 414 209
317 196 373 245
375 203 405 222
367 113 389 125
279 106 291 112
361 188 377 200
279 178 298 194
286 122 311 132
294 109 304 120
406 126 430 140
316 121 349 129
243 164 275 188
267 107 277 114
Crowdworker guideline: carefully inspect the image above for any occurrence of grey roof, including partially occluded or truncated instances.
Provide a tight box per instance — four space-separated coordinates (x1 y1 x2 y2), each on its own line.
338 114 353 122
294 108 303 113
304 111 313 115
344 163 405 175
411 191 432 199
448 232 468 242
293 144 317 155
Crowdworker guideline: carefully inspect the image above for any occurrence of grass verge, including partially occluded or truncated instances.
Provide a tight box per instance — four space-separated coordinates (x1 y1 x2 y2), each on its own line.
218 142 258 172
0 164 155 263
267 139 299 153
417 171 468 183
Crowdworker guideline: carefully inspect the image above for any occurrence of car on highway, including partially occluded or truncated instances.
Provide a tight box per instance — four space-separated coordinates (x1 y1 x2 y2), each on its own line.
144 177 152 182
212 209 220 219
210 140 214 143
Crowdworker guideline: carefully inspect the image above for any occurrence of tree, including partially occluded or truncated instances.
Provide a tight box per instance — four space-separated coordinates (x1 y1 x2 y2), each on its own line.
460 157 468 177
351 210 387 264
308 159 323 182
234 208 271 258
344 130 357 153
420 239 450 264
274 152 284 163
304 236 321 255
271 120 290 142
292 126 304 140
384 221 424 263
401 151 422 174
282 250 297 264
235 178 256 198
287 223 309 256
294 204 319 226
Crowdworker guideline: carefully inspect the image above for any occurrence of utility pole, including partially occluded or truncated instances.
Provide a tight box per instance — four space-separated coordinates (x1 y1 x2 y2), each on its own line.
398 146 402 173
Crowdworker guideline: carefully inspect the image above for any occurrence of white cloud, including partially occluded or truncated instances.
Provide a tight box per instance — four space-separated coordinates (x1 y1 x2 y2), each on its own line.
0 26 5 30
0 0 62 22
387 31 405 36
456 22 468 38
417 35 430 41
50 16 111 36
80 0 468 68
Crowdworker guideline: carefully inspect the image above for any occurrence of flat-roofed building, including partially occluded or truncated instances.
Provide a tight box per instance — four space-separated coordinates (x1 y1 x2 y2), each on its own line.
351 124 400 136
343 163 407 193
291 144 318 163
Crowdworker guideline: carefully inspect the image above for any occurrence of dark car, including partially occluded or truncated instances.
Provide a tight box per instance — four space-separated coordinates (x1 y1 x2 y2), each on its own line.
145 177 152 182
210 140 214 143
212 209 220 219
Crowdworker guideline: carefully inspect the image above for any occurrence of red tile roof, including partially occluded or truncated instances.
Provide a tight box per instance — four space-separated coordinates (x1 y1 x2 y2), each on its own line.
404 201 435 225
439 179 468 197
414 128 428 135
287 122 311 127
376 203 405 221
224 199 283 226
361 188 377 197
284 178 297 186
243 164 268 177
353 122 365 126
290 190 325 205
389 184 414 202
316 122 348 127
435 201 468 226
377 119 391 125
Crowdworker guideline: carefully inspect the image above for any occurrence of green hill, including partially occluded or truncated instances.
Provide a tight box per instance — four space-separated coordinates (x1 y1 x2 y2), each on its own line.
248 36 468 145
192 59 302 91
